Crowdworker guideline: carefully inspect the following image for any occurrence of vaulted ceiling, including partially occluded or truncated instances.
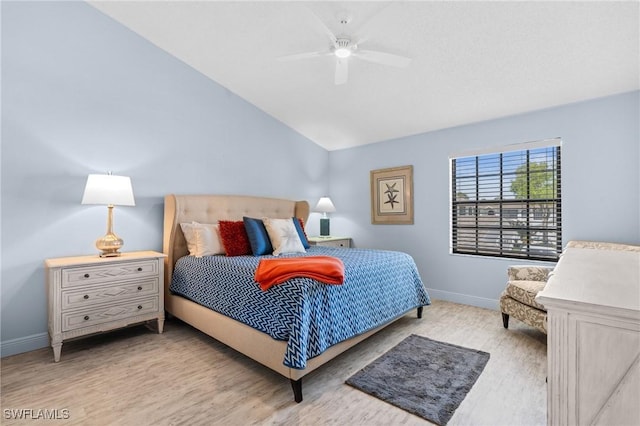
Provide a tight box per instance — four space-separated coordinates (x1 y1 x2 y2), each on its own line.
90 1 639 151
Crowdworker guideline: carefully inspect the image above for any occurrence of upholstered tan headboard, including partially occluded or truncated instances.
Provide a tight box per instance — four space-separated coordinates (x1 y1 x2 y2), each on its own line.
162 194 310 299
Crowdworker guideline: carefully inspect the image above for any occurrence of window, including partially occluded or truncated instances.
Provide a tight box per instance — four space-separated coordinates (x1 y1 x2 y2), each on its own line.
451 139 562 261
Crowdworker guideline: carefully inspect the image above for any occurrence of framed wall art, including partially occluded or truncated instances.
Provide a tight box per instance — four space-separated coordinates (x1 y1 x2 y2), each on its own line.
370 165 414 224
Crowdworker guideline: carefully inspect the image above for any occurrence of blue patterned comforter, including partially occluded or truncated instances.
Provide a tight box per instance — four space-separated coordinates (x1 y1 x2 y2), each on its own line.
170 246 430 369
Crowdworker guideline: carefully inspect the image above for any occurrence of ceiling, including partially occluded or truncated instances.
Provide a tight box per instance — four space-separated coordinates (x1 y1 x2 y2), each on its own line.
89 1 639 151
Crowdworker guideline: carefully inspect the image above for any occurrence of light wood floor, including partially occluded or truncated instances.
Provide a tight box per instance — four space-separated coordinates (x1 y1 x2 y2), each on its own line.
1 300 547 425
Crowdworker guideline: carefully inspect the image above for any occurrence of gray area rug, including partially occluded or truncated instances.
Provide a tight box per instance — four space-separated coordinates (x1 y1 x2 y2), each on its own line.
346 334 490 425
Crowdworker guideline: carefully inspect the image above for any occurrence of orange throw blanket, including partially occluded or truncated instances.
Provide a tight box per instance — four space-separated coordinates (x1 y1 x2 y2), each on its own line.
255 256 345 291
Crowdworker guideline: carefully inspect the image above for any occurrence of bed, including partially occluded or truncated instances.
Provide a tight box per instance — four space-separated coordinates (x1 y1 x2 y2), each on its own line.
163 194 430 402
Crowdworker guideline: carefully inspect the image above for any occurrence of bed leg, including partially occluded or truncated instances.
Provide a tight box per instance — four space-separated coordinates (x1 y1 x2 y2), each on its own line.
290 379 303 403
417 306 423 319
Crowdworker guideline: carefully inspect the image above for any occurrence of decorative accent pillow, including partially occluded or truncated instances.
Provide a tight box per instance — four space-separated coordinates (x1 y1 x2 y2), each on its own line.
180 222 225 257
263 218 306 256
218 220 252 256
243 217 273 256
180 222 198 255
293 217 310 249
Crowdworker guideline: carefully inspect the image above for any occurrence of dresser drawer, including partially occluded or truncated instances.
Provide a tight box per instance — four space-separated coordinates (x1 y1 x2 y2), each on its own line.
62 297 159 332
61 278 159 310
62 260 159 288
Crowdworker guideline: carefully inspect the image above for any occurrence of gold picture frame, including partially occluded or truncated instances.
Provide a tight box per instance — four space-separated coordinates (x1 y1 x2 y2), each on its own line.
370 165 414 224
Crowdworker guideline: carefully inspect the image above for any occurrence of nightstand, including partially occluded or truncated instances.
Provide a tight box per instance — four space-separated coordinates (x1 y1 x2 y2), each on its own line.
308 236 351 248
45 250 166 362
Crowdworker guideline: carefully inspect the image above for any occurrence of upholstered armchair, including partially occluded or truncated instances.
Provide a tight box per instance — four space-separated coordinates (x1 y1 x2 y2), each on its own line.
500 265 553 334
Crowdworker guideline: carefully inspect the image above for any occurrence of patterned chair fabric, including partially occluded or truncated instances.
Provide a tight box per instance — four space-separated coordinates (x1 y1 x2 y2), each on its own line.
500 265 553 334
505 280 547 311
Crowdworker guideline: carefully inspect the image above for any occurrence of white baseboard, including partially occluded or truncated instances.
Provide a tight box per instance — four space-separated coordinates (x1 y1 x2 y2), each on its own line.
1 333 49 358
426 288 499 311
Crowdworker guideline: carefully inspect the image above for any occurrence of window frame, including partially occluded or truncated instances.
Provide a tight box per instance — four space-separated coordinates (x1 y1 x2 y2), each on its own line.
450 139 562 261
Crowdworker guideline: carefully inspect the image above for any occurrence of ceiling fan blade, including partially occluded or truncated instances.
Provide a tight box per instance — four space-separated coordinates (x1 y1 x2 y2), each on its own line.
335 59 348 85
277 51 331 62
355 49 412 68
306 8 337 44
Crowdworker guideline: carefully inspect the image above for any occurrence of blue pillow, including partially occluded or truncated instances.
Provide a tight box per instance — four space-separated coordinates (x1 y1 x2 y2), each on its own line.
243 217 273 256
292 217 310 249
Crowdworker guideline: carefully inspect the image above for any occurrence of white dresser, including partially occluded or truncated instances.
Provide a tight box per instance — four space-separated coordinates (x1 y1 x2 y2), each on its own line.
45 251 166 362
536 242 640 426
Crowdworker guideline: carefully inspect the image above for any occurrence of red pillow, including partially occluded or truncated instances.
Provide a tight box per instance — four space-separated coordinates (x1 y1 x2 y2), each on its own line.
218 221 252 256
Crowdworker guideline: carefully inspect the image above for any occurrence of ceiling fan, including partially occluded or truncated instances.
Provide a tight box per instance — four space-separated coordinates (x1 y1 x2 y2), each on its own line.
278 13 412 85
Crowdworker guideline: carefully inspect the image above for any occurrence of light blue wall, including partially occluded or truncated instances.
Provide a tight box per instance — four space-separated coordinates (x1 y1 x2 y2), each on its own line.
1 2 328 356
328 91 640 308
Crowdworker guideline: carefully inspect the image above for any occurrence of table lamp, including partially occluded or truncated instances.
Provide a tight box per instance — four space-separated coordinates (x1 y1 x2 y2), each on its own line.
315 197 336 237
81 173 135 257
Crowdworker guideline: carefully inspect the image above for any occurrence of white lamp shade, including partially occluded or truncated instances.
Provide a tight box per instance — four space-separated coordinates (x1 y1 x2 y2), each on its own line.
314 197 336 213
81 174 135 206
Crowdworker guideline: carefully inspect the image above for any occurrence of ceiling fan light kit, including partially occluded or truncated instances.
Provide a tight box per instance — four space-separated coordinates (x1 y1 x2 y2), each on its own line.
334 38 353 58
334 48 351 59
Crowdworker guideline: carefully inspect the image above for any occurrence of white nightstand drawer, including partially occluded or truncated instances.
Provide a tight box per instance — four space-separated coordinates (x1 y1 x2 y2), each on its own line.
62 296 159 332
308 237 351 248
318 239 350 248
62 260 159 288
61 278 159 310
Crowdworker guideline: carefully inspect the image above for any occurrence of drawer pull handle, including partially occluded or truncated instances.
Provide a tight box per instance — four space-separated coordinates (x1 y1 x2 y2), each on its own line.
83 295 89 299
84 315 90 321
84 273 90 278
137 305 143 310
137 267 143 272
137 286 142 291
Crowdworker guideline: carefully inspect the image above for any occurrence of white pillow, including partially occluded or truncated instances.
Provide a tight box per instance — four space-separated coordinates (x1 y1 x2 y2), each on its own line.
262 218 306 256
180 222 198 255
180 222 225 257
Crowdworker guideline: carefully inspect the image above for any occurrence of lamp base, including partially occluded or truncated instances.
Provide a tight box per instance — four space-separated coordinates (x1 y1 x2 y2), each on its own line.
99 252 122 258
96 233 123 257
320 218 330 236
